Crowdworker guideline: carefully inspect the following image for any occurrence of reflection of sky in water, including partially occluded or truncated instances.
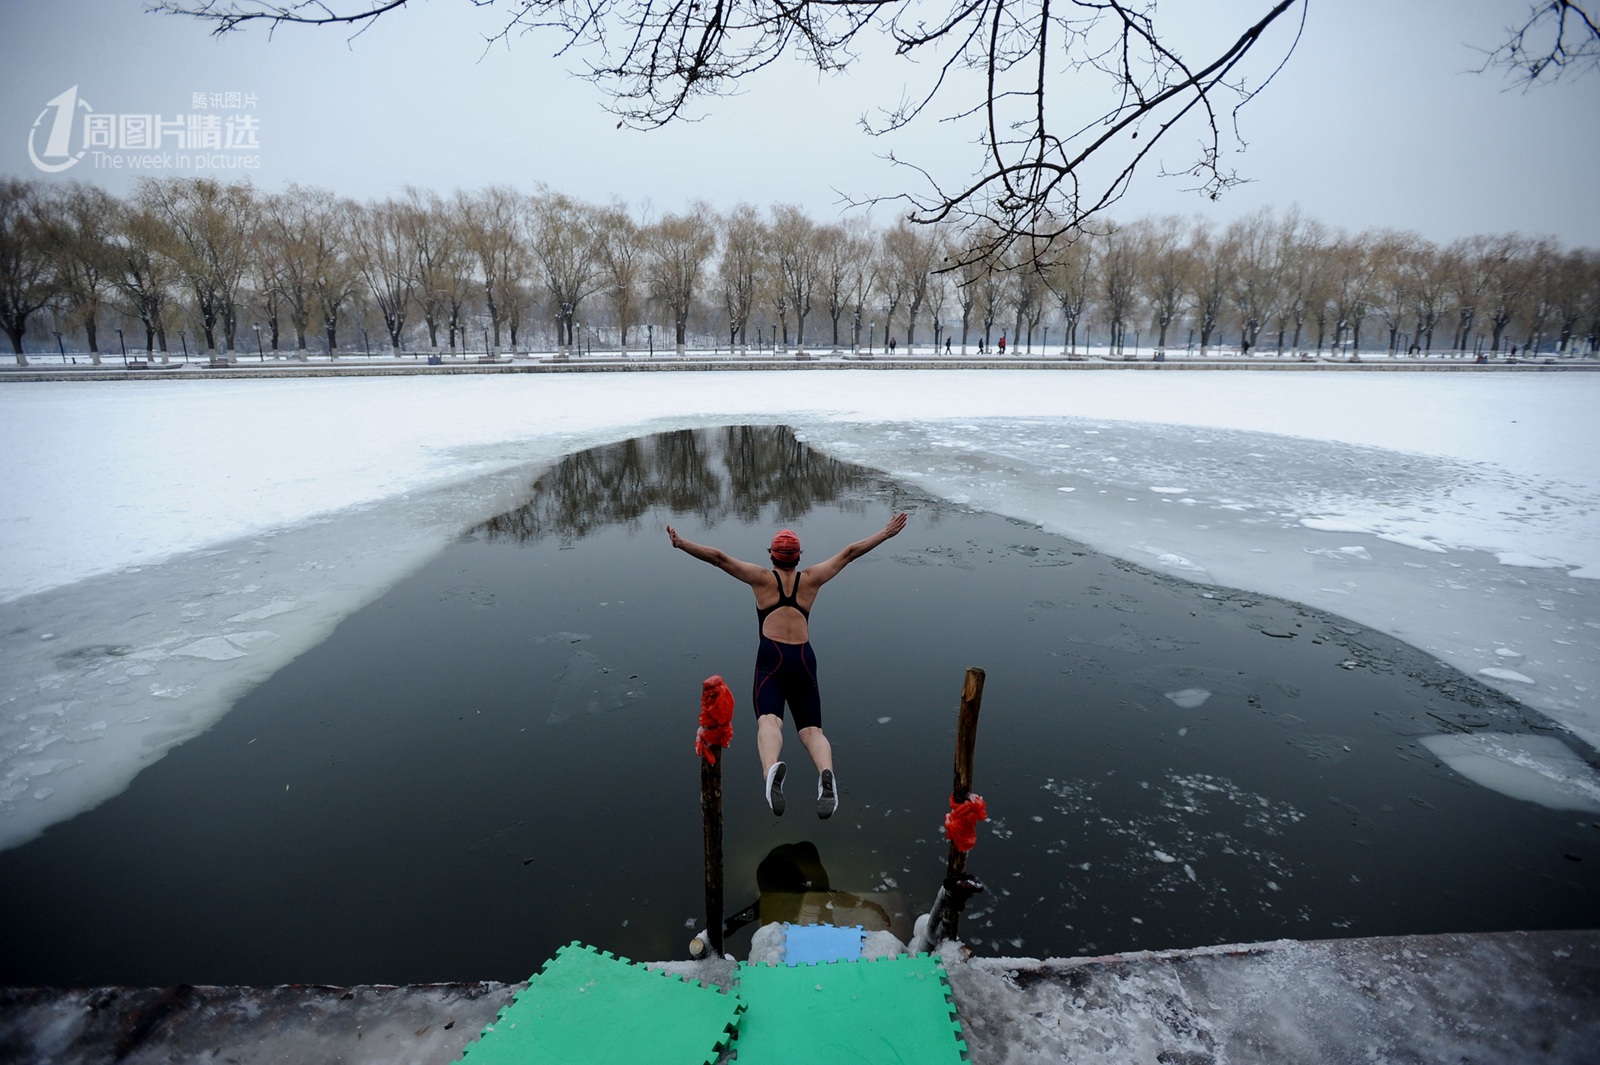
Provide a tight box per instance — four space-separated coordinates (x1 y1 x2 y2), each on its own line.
0 427 1595 986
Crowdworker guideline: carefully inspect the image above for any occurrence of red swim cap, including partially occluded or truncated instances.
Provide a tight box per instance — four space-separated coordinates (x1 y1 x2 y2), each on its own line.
769 529 801 562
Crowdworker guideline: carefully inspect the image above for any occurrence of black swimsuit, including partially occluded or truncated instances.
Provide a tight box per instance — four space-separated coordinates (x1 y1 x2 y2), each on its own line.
753 570 821 730
756 569 810 629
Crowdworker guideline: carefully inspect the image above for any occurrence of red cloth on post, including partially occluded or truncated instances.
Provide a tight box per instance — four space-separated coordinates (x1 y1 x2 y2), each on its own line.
944 793 988 852
695 675 735 763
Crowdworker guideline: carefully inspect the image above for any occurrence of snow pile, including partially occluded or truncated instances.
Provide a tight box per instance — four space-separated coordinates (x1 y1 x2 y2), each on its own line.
2 369 1597 850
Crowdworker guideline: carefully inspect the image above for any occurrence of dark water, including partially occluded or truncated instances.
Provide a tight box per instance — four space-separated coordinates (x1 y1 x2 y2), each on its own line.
1 427 1594 987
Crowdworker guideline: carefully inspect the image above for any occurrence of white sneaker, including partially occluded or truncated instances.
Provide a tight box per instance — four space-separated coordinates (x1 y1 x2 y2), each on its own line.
765 762 786 816
817 769 838 820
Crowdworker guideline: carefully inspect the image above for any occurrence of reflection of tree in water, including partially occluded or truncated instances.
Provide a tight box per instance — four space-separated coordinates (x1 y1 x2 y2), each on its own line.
471 425 867 544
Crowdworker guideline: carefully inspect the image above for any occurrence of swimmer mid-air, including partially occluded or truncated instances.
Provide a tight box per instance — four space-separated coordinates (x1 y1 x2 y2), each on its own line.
667 513 908 818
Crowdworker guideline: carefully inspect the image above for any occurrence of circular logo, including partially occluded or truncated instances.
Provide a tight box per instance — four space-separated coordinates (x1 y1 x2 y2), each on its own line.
27 86 90 174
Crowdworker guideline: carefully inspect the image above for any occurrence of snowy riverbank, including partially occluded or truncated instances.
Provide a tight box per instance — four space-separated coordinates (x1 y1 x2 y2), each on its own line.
2 369 1598 852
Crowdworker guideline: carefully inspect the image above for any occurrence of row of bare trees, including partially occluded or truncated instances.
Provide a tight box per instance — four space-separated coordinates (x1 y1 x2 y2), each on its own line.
3 176 1597 364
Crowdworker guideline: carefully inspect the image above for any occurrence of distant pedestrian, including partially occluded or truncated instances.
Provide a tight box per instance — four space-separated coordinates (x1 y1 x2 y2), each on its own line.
945 337 952 354
998 334 1007 354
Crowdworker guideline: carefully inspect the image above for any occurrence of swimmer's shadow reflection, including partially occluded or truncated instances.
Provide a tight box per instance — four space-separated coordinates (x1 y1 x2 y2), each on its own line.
470 426 869 545
724 841 912 942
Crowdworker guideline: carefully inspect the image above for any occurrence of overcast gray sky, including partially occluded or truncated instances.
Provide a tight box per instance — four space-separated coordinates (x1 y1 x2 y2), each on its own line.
3 0 1597 245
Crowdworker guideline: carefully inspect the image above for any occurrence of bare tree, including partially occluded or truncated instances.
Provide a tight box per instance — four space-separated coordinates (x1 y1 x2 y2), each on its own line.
1404 238 1449 354
457 186 524 351
0 178 56 362
1098 224 1141 357
1226 208 1282 356
529 190 601 353
348 198 420 353
770 205 820 349
1545 246 1598 353
42 183 119 364
646 206 717 355
717 203 764 351
1326 231 1380 357
1187 220 1234 357
1479 1 1600 83
110 197 183 359
816 220 871 351
159 1 1314 267
595 200 644 353
1367 230 1416 356
1133 215 1189 355
1042 232 1093 356
1480 235 1537 354
143 177 254 355
1274 211 1327 355
881 219 940 348
403 187 471 353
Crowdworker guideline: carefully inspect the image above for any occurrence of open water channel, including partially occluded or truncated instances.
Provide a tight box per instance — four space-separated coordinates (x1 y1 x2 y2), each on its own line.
1 426 1594 987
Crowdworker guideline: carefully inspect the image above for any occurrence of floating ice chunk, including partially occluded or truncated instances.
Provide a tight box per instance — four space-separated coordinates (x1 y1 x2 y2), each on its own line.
876 716 891 724
226 599 299 624
172 636 248 661
1301 517 1368 534
1151 850 1178 863
1338 546 1372 560
1479 667 1536 685
1056 486 1076 493
1377 533 1447 553
1495 648 1524 659
1149 486 1187 494
1164 688 1212 709
1495 552 1569 570
1419 733 1600 813
225 630 279 650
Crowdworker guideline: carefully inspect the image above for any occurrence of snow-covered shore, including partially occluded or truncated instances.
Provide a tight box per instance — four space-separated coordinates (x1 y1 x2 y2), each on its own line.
5 929 1595 1064
2 368 1598 850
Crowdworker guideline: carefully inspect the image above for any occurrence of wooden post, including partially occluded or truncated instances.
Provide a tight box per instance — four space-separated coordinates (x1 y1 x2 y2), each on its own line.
946 667 986 875
942 666 985 939
701 749 724 957
913 667 988 954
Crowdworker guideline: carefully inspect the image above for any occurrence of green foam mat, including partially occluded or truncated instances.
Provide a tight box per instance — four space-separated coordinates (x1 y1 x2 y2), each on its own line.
731 954 967 1065
456 942 744 1065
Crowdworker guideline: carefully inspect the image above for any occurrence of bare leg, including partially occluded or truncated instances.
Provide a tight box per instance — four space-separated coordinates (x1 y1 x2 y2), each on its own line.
797 726 833 774
758 715 785 779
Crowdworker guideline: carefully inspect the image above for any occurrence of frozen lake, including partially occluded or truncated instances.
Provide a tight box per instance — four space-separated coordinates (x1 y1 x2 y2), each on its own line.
1 426 1594 986
0 369 1596 983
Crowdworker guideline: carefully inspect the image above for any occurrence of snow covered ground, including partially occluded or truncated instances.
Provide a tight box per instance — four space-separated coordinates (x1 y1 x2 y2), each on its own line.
2 368 1598 852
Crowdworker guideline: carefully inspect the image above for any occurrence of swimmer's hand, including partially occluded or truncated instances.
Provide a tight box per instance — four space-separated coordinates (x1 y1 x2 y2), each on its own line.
667 525 684 549
883 512 908 539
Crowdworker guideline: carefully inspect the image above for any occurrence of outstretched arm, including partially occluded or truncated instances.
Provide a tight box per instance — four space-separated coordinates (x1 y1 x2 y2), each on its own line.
667 525 769 586
805 512 908 586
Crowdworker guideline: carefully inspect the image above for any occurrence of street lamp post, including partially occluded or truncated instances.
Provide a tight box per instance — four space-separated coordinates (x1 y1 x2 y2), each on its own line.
180 331 189 362
116 327 127 367
54 331 64 365
361 328 370 357
253 323 264 361
648 323 654 358
869 322 875 355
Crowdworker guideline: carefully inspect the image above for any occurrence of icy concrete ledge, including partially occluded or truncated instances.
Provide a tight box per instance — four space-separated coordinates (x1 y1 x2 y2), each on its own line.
948 929 1600 1065
0 981 519 1065
2 931 1594 1064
